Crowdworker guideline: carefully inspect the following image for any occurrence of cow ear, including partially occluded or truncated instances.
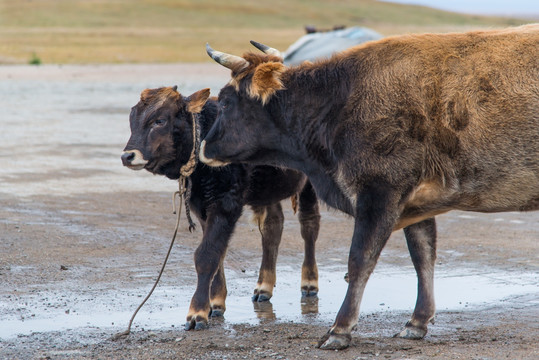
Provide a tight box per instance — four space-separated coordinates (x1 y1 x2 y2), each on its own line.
185 88 211 113
249 62 286 105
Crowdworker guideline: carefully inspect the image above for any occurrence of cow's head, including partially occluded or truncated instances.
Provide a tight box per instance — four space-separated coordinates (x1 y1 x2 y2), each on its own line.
200 41 289 167
122 86 210 179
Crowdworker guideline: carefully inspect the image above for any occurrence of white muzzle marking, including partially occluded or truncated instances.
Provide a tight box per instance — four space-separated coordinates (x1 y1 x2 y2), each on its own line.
123 150 148 170
199 140 230 167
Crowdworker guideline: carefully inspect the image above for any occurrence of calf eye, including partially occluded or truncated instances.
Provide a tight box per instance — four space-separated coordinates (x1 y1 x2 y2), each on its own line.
154 118 166 126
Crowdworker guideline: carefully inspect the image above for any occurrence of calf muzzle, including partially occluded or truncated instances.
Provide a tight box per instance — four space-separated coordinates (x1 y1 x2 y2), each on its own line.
121 150 148 170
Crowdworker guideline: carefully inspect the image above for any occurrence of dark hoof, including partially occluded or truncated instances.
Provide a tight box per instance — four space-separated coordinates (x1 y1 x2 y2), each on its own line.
210 307 225 317
252 291 272 302
184 320 194 331
194 321 208 331
301 287 319 297
184 317 208 331
317 332 351 350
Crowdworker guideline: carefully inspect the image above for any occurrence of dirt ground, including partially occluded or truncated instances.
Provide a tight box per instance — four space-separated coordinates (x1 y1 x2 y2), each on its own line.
0 64 537 360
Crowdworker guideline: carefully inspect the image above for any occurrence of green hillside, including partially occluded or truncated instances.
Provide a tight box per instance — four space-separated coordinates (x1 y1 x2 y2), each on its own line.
0 0 530 64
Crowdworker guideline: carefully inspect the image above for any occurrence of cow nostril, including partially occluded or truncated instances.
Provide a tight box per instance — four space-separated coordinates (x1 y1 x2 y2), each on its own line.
121 151 136 165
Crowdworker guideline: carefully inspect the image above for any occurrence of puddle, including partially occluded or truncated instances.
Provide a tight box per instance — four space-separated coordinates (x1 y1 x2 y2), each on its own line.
1 263 537 340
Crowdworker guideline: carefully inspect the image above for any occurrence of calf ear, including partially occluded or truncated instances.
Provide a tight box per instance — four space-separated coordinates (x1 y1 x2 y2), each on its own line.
186 88 211 113
250 62 286 105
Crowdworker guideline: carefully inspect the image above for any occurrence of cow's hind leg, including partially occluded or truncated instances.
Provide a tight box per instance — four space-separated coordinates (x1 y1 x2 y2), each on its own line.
298 181 320 297
396 217 437 339
252 203 284 302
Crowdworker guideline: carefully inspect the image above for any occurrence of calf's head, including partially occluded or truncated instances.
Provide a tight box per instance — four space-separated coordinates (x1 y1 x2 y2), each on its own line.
122 86 210 179
200 42 288 167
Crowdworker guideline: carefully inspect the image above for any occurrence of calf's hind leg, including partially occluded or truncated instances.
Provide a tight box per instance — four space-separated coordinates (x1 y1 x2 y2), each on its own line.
252 203 284 302
209 261 227 317
298 181 320 297
396 217 437 339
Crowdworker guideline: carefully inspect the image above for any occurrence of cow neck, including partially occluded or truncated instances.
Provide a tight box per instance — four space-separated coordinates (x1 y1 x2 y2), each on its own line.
272 64 355 215
278 63 350 171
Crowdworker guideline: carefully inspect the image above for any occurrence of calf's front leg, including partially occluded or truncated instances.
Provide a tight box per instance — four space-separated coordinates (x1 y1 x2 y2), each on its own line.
185 209 241 330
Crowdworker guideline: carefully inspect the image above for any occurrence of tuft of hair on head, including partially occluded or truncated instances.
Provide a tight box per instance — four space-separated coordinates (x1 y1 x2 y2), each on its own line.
186 88 211 113
140 88 153 103
140 87 181 106
248 61 287 105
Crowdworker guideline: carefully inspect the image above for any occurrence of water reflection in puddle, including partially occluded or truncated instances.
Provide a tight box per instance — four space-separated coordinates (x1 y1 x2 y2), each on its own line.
1 264 537 339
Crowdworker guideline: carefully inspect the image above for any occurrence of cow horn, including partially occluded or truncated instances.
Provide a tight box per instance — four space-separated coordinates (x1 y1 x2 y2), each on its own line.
206 43 248 70
250 40 282 59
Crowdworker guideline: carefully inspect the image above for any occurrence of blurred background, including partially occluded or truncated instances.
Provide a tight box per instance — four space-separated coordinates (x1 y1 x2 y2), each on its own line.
0 0 537 64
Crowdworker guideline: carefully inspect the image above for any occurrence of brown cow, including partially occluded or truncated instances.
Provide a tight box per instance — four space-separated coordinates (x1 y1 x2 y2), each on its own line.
200 24 539 349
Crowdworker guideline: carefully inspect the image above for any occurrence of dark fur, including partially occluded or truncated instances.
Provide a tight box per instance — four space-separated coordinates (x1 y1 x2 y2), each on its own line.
122 87 321 331
202 24 539 349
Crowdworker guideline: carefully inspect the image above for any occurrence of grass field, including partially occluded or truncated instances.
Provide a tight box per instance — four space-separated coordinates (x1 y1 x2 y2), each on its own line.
0 0 532 64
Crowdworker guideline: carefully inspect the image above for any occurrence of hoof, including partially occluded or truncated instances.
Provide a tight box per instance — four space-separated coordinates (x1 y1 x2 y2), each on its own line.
317 333 351 350
252 291 272 302
184 317 208 331
194 321 208 330
210 306 225 317
210 309 224 317
301 286 319 297
394 325 427 339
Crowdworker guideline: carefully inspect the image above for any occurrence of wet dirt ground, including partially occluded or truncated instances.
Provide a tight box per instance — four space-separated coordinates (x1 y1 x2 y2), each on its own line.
0 64 537 359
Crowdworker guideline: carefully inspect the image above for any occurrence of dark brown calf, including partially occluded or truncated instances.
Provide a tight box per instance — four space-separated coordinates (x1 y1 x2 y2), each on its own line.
122 87 321 330
201 24 539 349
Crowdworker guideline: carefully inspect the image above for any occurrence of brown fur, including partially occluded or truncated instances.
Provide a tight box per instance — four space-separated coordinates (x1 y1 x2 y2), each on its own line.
140 87 180 106
249 62 286 105
229 52 284 94
202 24 539 350
186 88 211 113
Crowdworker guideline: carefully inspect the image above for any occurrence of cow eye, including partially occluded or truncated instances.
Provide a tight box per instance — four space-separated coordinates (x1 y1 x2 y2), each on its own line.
154 118 166 126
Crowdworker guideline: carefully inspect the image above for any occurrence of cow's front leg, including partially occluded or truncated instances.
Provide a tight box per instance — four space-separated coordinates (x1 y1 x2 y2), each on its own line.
318 186 398 350
185 209 240 330
298 181 320 297
252 203 284 302
396 217 437 339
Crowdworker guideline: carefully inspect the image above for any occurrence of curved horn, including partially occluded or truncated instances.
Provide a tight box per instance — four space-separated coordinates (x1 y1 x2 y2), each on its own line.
206 43 248 70
249 40 282 59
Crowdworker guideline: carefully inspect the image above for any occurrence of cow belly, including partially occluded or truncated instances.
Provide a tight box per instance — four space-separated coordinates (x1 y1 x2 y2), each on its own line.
396 178 539 230
394 208 450 230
